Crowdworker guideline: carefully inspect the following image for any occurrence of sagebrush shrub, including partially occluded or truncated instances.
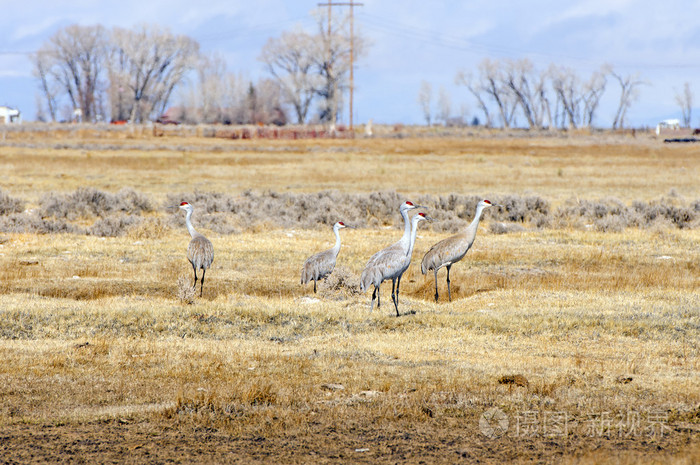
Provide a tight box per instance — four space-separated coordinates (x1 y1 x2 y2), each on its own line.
1 188 694 235
319 266 361 296
176 274 196 304
40 187 153 220
88 214 144 237
0 213 81 234
0 190 25 216
489 222 526 235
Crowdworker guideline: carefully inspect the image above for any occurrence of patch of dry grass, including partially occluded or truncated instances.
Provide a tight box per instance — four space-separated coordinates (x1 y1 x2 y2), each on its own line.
2 126 699 206
0 129 698 463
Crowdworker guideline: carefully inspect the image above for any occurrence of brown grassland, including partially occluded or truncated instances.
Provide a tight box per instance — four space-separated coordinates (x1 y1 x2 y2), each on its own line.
0 125 698 463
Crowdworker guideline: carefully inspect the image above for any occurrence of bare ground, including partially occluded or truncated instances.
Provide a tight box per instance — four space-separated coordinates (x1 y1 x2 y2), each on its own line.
1 417 698 464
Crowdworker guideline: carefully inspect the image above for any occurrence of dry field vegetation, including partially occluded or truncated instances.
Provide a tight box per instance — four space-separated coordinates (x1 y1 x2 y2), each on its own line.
0 125 698 463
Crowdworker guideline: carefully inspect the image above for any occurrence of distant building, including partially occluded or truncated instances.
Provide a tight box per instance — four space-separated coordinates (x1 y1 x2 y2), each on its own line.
656 118 680 135
0 106 21 124
157 107 184 125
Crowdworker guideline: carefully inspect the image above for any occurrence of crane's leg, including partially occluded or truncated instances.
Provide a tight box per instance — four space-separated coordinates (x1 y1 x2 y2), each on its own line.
191 263 198 290
391 278 399 317
396 275 402 307
433 269 439 302
446 265 453 301
377 283 381 308
370 285 377 312
200 268 206 297
313 279 317 294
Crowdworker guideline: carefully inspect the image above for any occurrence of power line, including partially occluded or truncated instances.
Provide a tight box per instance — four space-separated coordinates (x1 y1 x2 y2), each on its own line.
197 15 315 42
358 12 700 71
0 51 34 56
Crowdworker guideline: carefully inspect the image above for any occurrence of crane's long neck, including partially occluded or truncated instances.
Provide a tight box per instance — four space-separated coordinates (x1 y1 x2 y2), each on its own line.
185 209 198 238
398 208 412 253
465 204 486 244
406 217 422 259
331 225 342 256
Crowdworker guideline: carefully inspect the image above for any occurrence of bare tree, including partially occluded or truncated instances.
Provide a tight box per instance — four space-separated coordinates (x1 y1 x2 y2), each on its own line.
549 65 581 129
417 80 433 126
196 52 229 124
504 58 550 129
581 66 609 127
32 49 59 121
177 62 287 126
259 13 368 126
455 71 492 127
219 72 250 124
611 71 644 130
436 86 452 126
456 59 614 130
32 25 107 122
675 82 693 127
255 79 288 125
479 58 517 128
260 29 321 124
549 64 611 129
109 25 199 123
312 10 354 124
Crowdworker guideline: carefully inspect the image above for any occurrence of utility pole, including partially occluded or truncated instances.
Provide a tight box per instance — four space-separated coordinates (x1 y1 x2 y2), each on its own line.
317 0 362 130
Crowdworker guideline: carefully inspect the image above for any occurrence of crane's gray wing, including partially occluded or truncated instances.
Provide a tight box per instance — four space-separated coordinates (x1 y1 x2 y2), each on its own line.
301 248 336 284
421 234 467 274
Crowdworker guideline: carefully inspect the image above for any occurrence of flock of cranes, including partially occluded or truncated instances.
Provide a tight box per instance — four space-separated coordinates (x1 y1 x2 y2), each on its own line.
177 199 498 316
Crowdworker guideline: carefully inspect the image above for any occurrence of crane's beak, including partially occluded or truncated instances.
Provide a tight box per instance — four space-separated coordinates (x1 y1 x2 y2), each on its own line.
421 214 434 222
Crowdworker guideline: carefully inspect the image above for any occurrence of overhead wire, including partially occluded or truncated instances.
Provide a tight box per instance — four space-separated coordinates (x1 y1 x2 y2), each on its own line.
197 15 316 43
358 12 700 71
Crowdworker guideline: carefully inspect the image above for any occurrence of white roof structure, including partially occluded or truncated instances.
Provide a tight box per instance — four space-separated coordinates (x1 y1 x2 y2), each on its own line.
0 106 21 124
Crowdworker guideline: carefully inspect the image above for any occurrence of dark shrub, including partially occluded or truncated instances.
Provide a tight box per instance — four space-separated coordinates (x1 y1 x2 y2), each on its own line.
0 190 25 215
40 187 153 220
88 214 145 237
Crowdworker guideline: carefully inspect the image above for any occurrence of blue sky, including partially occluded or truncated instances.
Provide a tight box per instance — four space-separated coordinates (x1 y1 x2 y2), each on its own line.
2 0 700 126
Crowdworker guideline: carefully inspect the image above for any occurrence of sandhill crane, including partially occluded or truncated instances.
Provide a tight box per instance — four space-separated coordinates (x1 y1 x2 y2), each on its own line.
301 221 350 293
178 201 214 297
421 199 497 302
359 201 422 310
361 212 430 316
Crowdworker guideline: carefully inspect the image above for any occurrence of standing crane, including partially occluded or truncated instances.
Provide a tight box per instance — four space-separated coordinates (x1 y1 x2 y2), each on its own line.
361 212 430 316
421 199 497 302
178 201 214 297
301 221 350 293
359 201 422 310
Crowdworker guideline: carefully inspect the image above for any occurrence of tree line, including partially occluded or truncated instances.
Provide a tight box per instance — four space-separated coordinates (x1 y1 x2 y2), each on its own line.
32 19 692 128
32 12 361 125
418 59 641 129
421 58 694 129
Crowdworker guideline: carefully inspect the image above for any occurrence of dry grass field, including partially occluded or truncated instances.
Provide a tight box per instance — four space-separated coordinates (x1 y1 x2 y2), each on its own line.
0 125 698 463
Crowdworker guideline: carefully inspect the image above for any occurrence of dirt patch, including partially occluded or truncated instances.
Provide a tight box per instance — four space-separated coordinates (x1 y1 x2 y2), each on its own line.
0 418 697 464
